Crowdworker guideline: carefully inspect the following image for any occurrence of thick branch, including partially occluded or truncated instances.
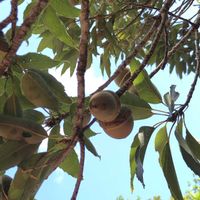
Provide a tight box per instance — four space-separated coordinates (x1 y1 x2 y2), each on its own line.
74 0 89 136
0 0 49 76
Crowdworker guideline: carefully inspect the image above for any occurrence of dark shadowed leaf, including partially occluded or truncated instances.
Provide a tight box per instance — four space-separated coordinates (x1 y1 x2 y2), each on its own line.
155 126 183 200
59 149 80 178
48 124 61 150
186 129 200 161
130 126 154 191
120 92 153 120
0 141 38 171
23 109 45 124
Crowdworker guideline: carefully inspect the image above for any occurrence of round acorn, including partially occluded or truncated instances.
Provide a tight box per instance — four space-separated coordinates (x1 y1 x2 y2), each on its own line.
89 90 121 122
99 106 133 139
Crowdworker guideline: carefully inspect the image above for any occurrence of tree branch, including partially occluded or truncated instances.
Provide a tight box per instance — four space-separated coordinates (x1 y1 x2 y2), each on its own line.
73 0 89 137
0 0 49 76
71 139 85 200
11 0 18 40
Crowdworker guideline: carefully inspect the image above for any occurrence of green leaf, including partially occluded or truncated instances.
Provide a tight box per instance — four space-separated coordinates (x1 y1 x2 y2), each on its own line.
3 93 23 117
0 114 47 144
29 69 72 104
8 151 62 200
23 109 45 124
48 125 61 150
59 149 80 178
130 60 162 104
0 141 38 171
21 70 60 111
186 129 200 161
42 6 76 48
130 126 154 191
50 0 80 18
155 126 183 200
120 92 153 120
84 136 101 159
175 120 198 162
16 53 60 69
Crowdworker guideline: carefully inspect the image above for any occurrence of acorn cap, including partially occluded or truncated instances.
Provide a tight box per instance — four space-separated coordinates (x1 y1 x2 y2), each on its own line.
99 106 134 139
89 90 121 122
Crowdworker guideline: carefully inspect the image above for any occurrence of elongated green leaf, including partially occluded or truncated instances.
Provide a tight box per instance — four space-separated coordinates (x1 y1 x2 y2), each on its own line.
120 92 153 120
50 0 80 18
21 70 60 111
0 141 38 171
130 126 154 191
29 69 71 104
180 146 200 176
186 129 200 161
130 60 162 104
0 114 47 144
175 120 198 162
42 6 76 48
155 126 183 200
84 136 101 159
16 53 60 69
59 149 80 178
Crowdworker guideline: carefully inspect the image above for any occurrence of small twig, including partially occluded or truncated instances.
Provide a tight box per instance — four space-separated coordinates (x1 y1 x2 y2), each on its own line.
0 0 49 76
73 0 89 137
161 25 169 70
71 138 85 200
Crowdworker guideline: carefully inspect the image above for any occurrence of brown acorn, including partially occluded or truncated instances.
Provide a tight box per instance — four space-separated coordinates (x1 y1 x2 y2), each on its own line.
99 106 133 139
89 90 121 122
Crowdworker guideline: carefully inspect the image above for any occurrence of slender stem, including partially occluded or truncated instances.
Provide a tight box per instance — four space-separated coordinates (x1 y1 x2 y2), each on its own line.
71 139 85 200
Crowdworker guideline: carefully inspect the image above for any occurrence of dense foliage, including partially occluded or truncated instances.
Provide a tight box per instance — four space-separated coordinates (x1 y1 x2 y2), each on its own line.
0 0 200 199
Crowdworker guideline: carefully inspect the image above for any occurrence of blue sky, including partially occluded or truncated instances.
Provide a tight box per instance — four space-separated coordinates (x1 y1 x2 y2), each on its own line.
1 1 200 200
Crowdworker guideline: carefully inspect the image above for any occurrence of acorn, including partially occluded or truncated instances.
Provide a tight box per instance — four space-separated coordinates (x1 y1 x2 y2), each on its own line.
99 106 134 139
0 175 12 197
89 90 121 122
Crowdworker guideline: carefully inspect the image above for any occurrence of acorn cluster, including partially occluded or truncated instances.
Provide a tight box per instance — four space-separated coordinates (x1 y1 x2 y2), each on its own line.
89 90 134 139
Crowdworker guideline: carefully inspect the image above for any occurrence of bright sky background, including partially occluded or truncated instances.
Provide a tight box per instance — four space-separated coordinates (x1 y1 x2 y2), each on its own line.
1 1 200 200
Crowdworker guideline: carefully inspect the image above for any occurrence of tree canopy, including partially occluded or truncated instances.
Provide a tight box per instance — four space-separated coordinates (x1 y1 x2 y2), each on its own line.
0 0 200 200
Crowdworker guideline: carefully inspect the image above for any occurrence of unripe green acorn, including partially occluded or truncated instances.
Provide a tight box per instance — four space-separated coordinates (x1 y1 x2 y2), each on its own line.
99 106 133 139
89 90 121 122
